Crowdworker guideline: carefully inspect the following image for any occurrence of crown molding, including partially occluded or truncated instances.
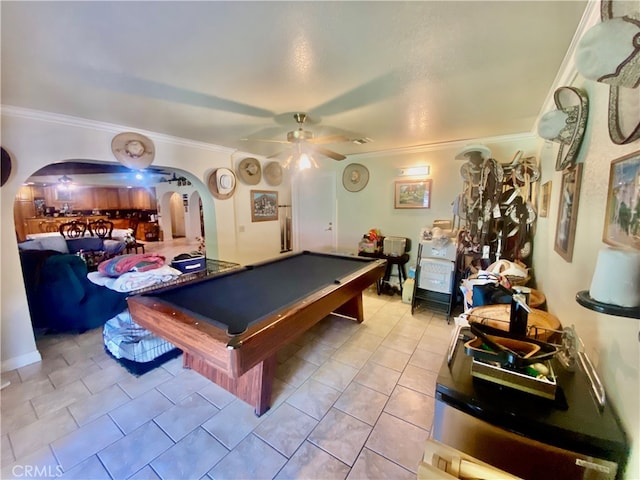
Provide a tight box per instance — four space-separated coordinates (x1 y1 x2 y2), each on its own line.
1 105 235 155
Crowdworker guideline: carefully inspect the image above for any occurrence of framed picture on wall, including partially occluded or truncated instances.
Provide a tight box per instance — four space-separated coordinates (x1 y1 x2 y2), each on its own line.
251 190 278 222
394 179 432 209
554 164 583 262
539 181 552 218
603 150 640 250
54 187 74 202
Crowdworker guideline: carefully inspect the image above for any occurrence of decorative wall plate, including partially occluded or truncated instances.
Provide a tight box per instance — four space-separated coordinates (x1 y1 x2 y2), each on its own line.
342 163 369 192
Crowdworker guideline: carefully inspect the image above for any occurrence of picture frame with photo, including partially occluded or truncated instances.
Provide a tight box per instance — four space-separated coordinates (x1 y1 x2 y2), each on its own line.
554 164 583 262
251 190 278 222
603 150 640 250
539 181 552 218
394 179 432 209
54 188 74 202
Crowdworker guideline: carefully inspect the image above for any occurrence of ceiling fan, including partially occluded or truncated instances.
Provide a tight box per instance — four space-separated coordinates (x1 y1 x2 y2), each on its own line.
248 113 351 164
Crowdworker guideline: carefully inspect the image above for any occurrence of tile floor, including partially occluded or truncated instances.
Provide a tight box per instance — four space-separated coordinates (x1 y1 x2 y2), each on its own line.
2 241 457 480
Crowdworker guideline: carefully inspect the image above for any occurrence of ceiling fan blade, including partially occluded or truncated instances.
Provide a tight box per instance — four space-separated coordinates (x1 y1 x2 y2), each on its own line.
312 145 346 161
308 134 351 145
241 138 290 144
311 71 398 117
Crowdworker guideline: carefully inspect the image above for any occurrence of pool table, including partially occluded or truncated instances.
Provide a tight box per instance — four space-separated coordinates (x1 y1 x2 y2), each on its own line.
127 251 386 415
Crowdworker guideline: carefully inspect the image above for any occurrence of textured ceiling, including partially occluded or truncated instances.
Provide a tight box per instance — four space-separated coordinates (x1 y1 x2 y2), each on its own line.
1 1 587 162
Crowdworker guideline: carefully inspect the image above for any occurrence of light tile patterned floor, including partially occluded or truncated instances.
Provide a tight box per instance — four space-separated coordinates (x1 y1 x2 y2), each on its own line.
1 246 456 479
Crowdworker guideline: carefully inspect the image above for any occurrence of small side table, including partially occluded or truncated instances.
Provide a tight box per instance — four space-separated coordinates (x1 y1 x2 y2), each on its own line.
125 242 145 254
358 251 410 295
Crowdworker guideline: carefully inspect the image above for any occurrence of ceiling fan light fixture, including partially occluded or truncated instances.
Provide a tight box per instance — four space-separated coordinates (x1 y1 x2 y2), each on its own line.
57 174 74 189
299 153 312 170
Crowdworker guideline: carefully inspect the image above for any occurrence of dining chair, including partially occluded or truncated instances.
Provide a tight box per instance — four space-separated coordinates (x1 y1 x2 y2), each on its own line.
88 219 114 239
58 220 87 238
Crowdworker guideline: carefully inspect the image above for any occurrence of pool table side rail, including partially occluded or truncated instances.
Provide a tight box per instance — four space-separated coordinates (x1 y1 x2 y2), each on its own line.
127 297 234 374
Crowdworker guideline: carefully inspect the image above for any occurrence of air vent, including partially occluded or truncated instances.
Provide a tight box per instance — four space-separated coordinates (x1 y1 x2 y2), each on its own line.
352 137 373 145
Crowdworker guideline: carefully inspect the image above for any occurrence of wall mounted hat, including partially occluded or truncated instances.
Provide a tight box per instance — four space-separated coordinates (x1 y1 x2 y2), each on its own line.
207 168 236 200
237 157 261 185
264 161 283 186
111 132 155 169
342 163 369 192
575 2 640 144
1 147 12 187
454 144 492 164
537 86 588 171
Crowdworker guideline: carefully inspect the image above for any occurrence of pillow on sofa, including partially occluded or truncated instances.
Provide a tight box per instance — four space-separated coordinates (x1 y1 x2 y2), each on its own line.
18 240 43 251
38 235 69 254
103 239 126 256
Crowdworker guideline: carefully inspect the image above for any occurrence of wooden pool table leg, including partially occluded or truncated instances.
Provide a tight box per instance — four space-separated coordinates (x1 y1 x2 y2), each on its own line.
334 293 365 323
183 352 277 416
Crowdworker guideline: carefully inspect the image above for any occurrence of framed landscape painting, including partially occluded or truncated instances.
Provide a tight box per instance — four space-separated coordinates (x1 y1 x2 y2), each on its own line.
394 179 432 209
603 151 640 250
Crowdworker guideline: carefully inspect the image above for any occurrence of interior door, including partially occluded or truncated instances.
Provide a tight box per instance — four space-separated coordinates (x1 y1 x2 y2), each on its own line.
292 170 337 252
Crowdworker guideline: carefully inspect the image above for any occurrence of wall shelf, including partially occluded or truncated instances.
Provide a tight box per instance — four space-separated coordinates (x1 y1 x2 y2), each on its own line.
576 291 640 320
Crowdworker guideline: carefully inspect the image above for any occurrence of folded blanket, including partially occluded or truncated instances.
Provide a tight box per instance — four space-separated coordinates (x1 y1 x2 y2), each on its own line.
88 265 182 293
98 253 166 277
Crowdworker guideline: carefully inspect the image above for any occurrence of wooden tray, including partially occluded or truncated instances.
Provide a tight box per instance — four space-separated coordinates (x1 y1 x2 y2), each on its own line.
529 288 546 309
467 304 561 342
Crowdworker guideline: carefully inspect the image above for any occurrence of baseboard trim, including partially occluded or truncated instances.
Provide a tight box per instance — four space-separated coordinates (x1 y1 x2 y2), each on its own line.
1 350 42 372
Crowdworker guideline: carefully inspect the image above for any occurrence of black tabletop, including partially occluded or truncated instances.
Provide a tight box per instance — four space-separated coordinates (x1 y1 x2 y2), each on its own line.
436 328 629 465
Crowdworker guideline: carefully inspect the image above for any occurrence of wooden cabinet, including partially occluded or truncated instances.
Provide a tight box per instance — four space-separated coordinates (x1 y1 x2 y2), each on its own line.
23 216 109 237
139 221 160 241
129 187 156 210
118 188 131 208
111 219 130 230
18 185 156 211
14 185 157 241
16 186 34 202
14 201 35 241
95 188 115 210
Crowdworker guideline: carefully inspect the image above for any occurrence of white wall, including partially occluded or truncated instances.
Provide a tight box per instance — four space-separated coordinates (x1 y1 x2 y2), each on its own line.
0 107 288 371
533 77 639 478
329 135 540 266
229 153 292 265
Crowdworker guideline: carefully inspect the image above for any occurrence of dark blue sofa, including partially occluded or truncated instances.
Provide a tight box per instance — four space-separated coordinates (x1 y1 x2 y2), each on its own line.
19 249 128 332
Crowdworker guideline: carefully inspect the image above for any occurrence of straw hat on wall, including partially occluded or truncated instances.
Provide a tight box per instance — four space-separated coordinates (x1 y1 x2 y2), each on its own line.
237 157 261 185
111 132 155 169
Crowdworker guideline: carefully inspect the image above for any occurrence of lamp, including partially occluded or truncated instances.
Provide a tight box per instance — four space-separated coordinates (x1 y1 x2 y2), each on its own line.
398 166 430 177
283 144 318 171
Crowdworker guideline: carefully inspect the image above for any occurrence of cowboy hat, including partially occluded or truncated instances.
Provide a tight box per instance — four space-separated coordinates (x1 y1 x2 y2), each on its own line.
207 168 236 200
111 132 155 169
575 4 640 144
342 163 369 192
1 147 12 187
264 161 283 186
237 157 261 185
454 144 492 163
537 86 588 171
